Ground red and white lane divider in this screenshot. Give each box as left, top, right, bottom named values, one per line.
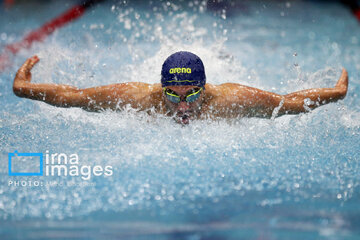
left=0, top=0, right=106, bottom=71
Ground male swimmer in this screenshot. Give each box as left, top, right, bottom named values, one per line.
left=13, top=51, right=348, bottom=124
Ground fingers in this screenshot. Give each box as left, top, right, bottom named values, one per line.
left=23, top=55, right=39, bottom=72
left=16, top=55, right=40, bottom=82
left=335, top=68, right=348, bottom=89
left=342, top=68, right=348, bottom=83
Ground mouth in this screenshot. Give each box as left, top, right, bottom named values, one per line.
left=175, top=112, right=192, bottom=125
left=180, top=115, right=190, bottom=125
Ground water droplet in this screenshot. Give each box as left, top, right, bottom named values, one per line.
left=221, top=10, right=226, bottom=20
left=0, top=33, right=7, bottom=41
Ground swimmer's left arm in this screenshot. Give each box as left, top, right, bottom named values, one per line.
left=278, top=69, right=348, bottom=116
left=221, top=69, right=348, bottom=118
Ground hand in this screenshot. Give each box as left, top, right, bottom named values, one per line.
left=335, top=68, right=348, bottom=94
left=15, top=55, right=39, bottom=83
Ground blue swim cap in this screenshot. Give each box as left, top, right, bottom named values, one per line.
left=161, top=51, right=206, bottom=88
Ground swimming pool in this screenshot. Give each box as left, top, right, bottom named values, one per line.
left=1, top=0, right=360, bottom=239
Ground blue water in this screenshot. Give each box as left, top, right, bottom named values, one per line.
left=1, top=0, right=360, bottom=239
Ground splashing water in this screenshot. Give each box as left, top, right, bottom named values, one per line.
left=0, top=0, right=360, bottom=239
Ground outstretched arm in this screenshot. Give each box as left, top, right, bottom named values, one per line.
left=13, top=56, right=159, bottom=111
left=279, top=69, right=348, bottom=115
left=216, top=69, right=348, bottom=118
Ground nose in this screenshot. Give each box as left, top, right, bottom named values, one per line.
left=177, top=101, right=190, bottom=112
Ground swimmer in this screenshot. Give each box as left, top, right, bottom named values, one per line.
left=13, top=52, right=348, bottom=124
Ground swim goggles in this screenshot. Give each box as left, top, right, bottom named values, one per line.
left=163, top=87, right=203, bottom=103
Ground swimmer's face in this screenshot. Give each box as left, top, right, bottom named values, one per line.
left=163, top=85, right=204, bottom=125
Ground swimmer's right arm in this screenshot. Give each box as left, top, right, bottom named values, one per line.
left=13, top=56, right=158, bottom=111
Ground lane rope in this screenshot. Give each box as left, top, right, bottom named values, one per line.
left=0, top=0, right=106, bottom=71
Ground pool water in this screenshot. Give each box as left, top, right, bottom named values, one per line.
left=1, top=0, right=360, bottom=239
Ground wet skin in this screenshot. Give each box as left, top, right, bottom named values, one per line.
left=13, top=55, right=349, bottom=124
left=163, top=86, right=204, bottom=124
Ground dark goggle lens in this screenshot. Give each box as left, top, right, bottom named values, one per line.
left=185, top=88, right=202, bottom=103
left=164, top=87, right=202, bottom=103
left=164, top=89, right=181, bottom=103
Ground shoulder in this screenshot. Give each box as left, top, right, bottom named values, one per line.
left=201, top=83, right=254, bottom=118
left=203, top=83, right=250, bottom=101
left=106, top=82, right=163, bottom=111
left=109, top=82, right=161, bottom=95
left=129, top=83, right=163, bottom=110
